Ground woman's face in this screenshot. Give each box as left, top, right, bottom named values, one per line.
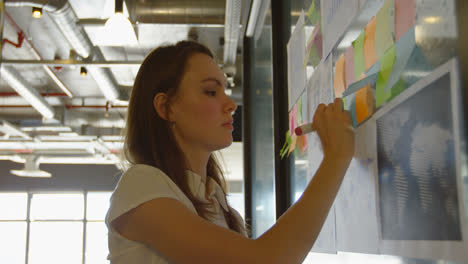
left=168, top=53, right=237, bottom=153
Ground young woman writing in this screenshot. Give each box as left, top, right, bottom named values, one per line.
left=106, top=41, right=354, bottom=264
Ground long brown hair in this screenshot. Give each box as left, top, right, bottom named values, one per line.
left=124, top=41, right=245, bottom=234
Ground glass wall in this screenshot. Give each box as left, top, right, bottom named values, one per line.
left=245, top=0, right=276, bottom=238
left=285, top=0, right=468, bottom=263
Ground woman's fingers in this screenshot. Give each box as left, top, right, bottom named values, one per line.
left=334, top=98, right=343, bottom=112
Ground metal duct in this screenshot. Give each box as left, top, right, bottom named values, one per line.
left=5, top=0, right=121, bottom=101
left=128, top=0, right=225, bottom=24
left=224, top=0, right=242, bottom=65
left=0, top=66, right=55, bottom=119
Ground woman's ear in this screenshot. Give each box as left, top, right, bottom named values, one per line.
left=153, top=93, right=170, bottom=120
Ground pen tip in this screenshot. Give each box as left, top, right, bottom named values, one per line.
left=295, top=127, right=302, bottom=136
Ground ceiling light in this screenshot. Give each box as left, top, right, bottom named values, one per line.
left=32, top=7, right=42, bottom=18
left=101, top=0, right=138, bottom=46
left=10, top=156, right=51, bottom=178
left=424, top=16, right=441, bottom=24
left=80, top=66, right=87, bottom=77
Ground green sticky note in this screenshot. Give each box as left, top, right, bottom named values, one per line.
left=353, top=31, right=366, bottom=79
left=307, top=0, right=318, bottom=25
left=376, top=45, right=396, bottom=107
left=280, top=131, right=292, bottom=159
left=375, top=0, right=395, bottom=58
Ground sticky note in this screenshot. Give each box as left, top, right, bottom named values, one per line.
left=376, top=45, right=396, bottom=107
left=345, top=46, right=355, bottom=87
left=301, top=134, right=308, bottom=154
left=289, top=105, right=298, bottom=135
left=303, top=24, right=323, bottom=68
left=353, top=31, right=366, bottom=80
left=385, top=26, right=415, bottom=94
left=355, top=84, right=374, bottom=123
left=334, top=54, right=346, bottom=97
left=395, top=0, right=415, bottom=41
left=343, top=71, right=379, bottom=97
left=280, top=131, right=292, bottom=159
left=301, top=91, right=308, bottom=125
left=288, top=134, right=298, bottom=155
left=307, top=0, right=320, bottom=25
left=375, top=0, right=394, bottom=59
left=364, top=16, right=378, bottom=70
left=344, top=93, right=358, bottom=128
left=297, top=96, right=303, bottom=125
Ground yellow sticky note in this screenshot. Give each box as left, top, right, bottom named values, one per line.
left=334, top=54, right=346, bottom=97
left=375, top=0, right=394, bottom=58
left=355, top=84, right=374, bottom=123
left=364, top=16, right=378, bottom=70
left=353, top=31, right=366, bottom=79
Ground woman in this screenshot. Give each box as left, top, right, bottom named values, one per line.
left=106, top=40, right=354, bottom=264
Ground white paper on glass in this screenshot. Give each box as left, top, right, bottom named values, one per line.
left=287, top=10, right=307, bottom=111
left=321, top=0, right=360, bottom=58
left=335, top=120, right=380, bottom=254
left=305, top=55, right=337, bottom=254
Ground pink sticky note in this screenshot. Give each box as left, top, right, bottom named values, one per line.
left=289, top=105, right=298, bottom=135
left=395, top=0, right=415, bottom=41
left=345, top=46, right=355, bottom=88
left=300, top=134, right=308, bottom=154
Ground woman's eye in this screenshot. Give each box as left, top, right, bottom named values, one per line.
left=205, top=91, right=217, bottom=96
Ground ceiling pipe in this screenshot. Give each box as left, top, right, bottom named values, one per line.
left=0, top=66, right=55, bottom=119
left=5, top=0, right=121, bottom=102
left=129, top=0, right=225, bottom=24
left=223, top=0, right=242, bottom=66
left=4, top=12, right=73, bottom=97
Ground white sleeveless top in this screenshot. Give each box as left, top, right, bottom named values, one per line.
left=105, top=164, right=247, bottom=264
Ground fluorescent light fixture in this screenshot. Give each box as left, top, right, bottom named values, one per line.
left=10, top=156, right=51, bottom=178
left=0, top=121, right=31, bottom=139
left=101, top=13, right=138, bottom=46
left=10, top=169, right=51, bottom=178
left=246, top=0, right=262, bottom=37
left=294, top=160, right=308, bottom=165
left=424, top=16, right=441, bottom=24
left=21, top=126, right=72, bottom=132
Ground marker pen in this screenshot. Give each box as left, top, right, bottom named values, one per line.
left=295, top=123, right=316, bottom=136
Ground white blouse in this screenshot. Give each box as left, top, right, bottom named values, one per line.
left=105, top=164, right=247, bottom=264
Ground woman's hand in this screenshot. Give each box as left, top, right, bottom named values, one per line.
left=312, top=98, right=355, bottom=162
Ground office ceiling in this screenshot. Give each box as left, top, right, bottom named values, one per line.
left=0, top=0, right=251, bottom=170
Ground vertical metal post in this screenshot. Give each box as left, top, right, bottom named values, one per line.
left=243, top=36, right=253, bottom=237
left=82, top=191, right=87, bottom=264
left=25, top=193, right=32, bottom=264
left=271, top=0, right=292, bottom=218
left=456, top=0, right=468, bottom=128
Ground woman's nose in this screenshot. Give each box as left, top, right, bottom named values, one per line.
left=225, top=96, right=237, bottom=114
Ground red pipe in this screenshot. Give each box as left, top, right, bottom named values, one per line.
left=2, top=31, right=25, bottom=48
left=0, top=105, right=127, bottom=108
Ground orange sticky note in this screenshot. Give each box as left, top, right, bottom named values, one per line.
left=355, top=84, right=374, bottom=123
left=364, top=16, right=378, bottom=70
left=334, top=54, right=346, bottom=97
